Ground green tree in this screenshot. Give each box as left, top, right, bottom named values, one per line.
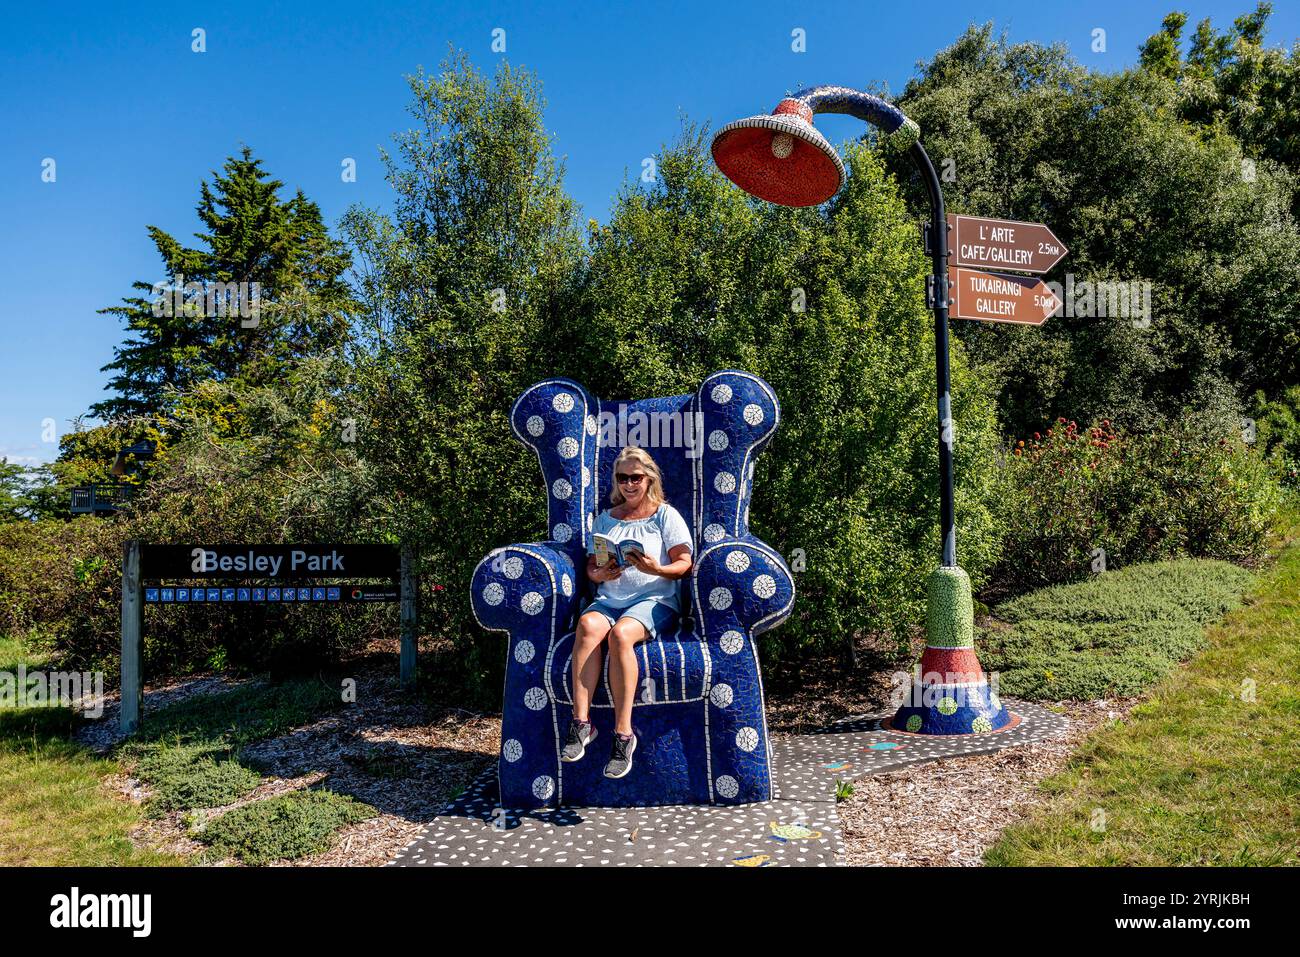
left=93, top=147, right=354, bottom=421
left=576, top=129, right=1004, bottom=667
left=888, top=22, right=1300, bottom=435
left=0, top=458, right=35, bottom=522
left=344, top=55, right=1003, bottom=693
left=343, top=54, right=585, bottom=694
left=1140, top=4, right=1300, bottom=179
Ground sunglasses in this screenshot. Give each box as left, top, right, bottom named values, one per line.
left=616, top=472, right=647, bottom=485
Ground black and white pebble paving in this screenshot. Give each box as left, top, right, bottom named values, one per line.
left=388, top=699, right=1070, bottom=867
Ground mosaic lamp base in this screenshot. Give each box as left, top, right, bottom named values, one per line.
left=889, top=565, right=1014, bottom=735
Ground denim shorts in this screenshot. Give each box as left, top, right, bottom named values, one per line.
left=583, top=598, right=679, bottom=640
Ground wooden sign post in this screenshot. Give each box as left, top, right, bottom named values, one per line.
left=119, top=540, right=143, bottom=735
left=120, top=542, right=413, bottom=733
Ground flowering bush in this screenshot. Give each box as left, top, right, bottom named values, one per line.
left=995, top=414, right=1281, bottom=591
left=1279, top=457, right=1300, bottom=491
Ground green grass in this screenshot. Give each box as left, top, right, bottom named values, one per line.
left=197, top=788, right=375, bottom=865
left=2, top=632, right=178, bottom=865
left=0, top=706, right=183, bottom=865
left=986, top=537, right=1300, bottom=866
left=979, top=559, right=1255, bottom=699
left=135, top=743, right=262, bottom=816
left=126, top=677, right=343, bottom=751
left=0, top=640, right=351, bottom=864
left=0, top=631, right=49, bottom=672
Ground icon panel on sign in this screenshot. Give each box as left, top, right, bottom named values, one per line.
left=222, top=589, right=236, bottom=602
left=268, top=588, right=281, bottom=601
left=297, top=588, right=312, bottom=601
left=177, top=588, right=190, bottom=602
left=252, top=588, right=265, bottom=601
left=236, top=588, right=250, bottom=601
left=145, top=588, right=160, bottom=602
left=312, top=587, right=326, bottom=601
left=161, top=589, right=175, bottom=602
left=327, top=587, right=340, bottom=601
left=207, top=588, right=221, bottom=602
left=191, top=588, right=205, bottom=602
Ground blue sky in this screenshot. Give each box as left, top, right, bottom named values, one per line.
left=2, top=0, right=1295, bottom=467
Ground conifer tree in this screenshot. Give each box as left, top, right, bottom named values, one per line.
left=93, top=147, right=353, bottom=420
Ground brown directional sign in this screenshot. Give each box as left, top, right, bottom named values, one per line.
left=948, top=214, right=1068, bottom=274
left=950, top=267, right=1061, bottom=325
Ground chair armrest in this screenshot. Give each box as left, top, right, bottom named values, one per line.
left=471, top=542, right=581, bottom=636
left=691, top=536, right=794, bottom=636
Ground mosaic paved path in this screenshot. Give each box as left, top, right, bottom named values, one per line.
left=388, top=700, right=1069, bottom=867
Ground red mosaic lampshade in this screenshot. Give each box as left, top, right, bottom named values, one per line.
left=711, top=98, right=846, bottom=207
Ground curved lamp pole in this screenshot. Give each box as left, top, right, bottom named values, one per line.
left=712, top=87, right=1014, bottom=735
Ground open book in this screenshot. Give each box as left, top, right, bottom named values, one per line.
left=591, top=533, right=646, bottom=567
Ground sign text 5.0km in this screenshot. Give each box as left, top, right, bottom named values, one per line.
left=950, top=267, right=1061, bottom=326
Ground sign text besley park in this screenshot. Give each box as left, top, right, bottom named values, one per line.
left=138, top=544, right=400, bottom=604
left=946, top=214, right=1067, bottom=325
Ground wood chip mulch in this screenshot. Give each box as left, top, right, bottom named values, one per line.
left=101, top=649, right=501, bottom=867
left=835, top=699, right=1137, bottom=866
left=75, top=673, right=252, bottom=753
left=96, top=638, right=1135, bottom=867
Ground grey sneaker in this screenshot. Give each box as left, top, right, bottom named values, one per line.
left=604, top=732, right=637, bottom=779
left=561, top=719, right=597, bottom=762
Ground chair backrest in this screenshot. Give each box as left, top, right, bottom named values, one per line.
left=510, top=370, right=781, bottom=564
left=593, top=392, right=699, bottom=540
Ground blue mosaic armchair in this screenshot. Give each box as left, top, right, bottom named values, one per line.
left=471, top=370, right=795, bottom=809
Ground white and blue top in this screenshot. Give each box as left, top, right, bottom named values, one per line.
left=591, top=502, right=693, bottom=610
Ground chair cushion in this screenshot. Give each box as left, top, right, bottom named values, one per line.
left=546, top=629, right=711, bottom=707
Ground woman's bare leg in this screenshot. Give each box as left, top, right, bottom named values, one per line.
left=571, top=611, right=612, bottom=721
left=607, top=617, right=647, bottom=735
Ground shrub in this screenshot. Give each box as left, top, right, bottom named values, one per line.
left=995, top=414, right=1281, bottom=591
left=197, top=789, right=374, bottom=864
left=134, top=743, right=261, bottom=816
left=980, top=558, right=1253, bottom=699
left=0, top=364, right=395, bottom=681
left=1254, top=386, right=1300, bottom=491
left=0, top=518, right=129, bottom=666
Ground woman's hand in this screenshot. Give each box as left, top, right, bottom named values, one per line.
left=628, top=552, right=663, bottom=576
left=589, top=561, right=623, bottom=583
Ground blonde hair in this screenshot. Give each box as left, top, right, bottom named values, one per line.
left=609, top=446, right=666, bottom=508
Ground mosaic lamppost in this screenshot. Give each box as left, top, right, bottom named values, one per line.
left=711, top=87, right=1013, bottom=735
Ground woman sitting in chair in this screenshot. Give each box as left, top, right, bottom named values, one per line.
left=563, top=446, right=693, bottom=779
